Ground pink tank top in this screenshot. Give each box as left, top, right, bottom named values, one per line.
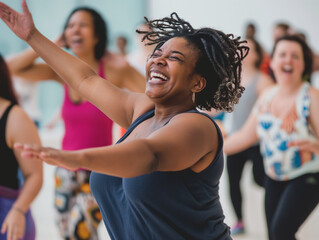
left=61, top=59, right=113, bottom=150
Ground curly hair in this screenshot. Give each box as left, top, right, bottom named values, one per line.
left=137, top=13, right=248, bottom=112
left=63, top=7, right=107, bottom=60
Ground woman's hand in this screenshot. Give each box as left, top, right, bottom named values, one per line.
left=288, top=139, right=319, bottom=155
left=1, top=208, right=26, bottom=240
left=14, top=143, right=79, bottom=171
left=0, top=0, right=35, bottom=41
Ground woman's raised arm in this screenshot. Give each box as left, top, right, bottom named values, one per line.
left=0, top=0, right=147, bottom=127
left=7, top=48, right=61, bottom=82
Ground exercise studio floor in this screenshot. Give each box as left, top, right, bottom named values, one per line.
left=31, top=126, right=319, bottom=240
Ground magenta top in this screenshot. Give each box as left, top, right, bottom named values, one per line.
left=61, top=59, right=113, bottom=151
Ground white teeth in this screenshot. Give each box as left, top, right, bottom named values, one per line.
left=283, top=65, right=293, bottom=72
left=72, top=37, right=83, bottom=43
left=150, top=72, right=168, bottom=81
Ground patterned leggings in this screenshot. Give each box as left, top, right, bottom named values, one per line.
left=54, top=168, right=102, bottom=240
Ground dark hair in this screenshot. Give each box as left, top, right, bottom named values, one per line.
left=247, top=37, right=264, bottom=69
left=137, top=13, right=248, bottom=112
left=275, top=22, right=290, bottom=32
left=246, top=23, right=256, bottom=30
left=63, top=7, right=107, bottom=60
left=0, top=54, right=18, bottom=104
left=271, top=35, right=313, bottom=82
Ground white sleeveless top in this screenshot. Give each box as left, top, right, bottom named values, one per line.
left=255, top=82, right=319, bottom=181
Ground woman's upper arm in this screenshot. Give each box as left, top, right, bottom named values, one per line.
left=79, top=74, right=151, bottom=129
left=7, top=106, right=42, bottom=178
left=145, top=114, right=216, bottom=172
left=309, top=88, right=319, bottom=137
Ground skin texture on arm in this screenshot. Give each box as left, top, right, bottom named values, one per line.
left=0, top=0, right=148, bottom=129
left=16, top=113, right=218, bottom=178
left=6, top=48, right=62, bottom=83
left=223, top=108, right=259, bottom=155
left=1, top=105, right=42, bottom=240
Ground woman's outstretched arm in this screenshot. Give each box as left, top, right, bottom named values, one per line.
left=15, top=113, right=217, bottom=178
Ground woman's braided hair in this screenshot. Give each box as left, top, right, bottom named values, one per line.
left=137, top=13, right=248, bottom=112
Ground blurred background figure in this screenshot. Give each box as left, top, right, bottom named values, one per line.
left=0, top=54, right=42, bottom=240
left=272, top=22, right=290, bottom=43
left=116, top=35, right=128, bottom=56
left=224, top=35, right=319, bottom=240
left=12, top=77, right=41, bottom=128
left=244, top=22, right=256, bottom=39
left=224, top=38, right=274, bottom=236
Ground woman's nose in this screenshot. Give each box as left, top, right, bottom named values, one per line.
left=153, top=56, right=166, bottom=66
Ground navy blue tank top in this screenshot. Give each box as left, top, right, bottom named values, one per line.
left=90, top=109, right=231, bottom=240
left=0, top=104, right=19, bottom=189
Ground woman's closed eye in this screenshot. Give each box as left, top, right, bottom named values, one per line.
left=169, top=55, right=182, bottom=61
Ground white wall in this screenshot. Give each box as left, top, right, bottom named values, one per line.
left=148, top=0, right=319, bottom=53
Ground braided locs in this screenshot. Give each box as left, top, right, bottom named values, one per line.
left=137, top=13, right=249, bottom=112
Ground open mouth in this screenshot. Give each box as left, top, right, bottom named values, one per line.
left=71, top=36, right=84, bottom=46
left=282, top=65, right=293, bottom=73
left=148, top=71, right=169, bottom=83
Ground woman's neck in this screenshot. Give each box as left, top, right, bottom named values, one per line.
left=277, top=80, right=304, bottom=96
left=153, top=103, right=195, bottom=124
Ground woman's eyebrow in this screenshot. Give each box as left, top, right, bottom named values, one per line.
left=171, top=50, right=185, bottom=57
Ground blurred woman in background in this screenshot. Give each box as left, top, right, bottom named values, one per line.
left=0, top=54, right=42, bottom=240
left=225, top=38, right=274, bottom=235
left=224, top=35, right=319, bottom=240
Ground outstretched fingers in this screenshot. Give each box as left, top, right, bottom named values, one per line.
left=14, top=143, right=43, bottom=159
left=0, top=2, right=19, bottom=31
left=288, top=140, right=309, bottom=149
left=0, top=3, right=13, bottom=22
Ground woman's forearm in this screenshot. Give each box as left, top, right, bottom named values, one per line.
left=6, top=48, right=38, bottom=74
left=12, top=172, right=42, bottom=213
left=63, top=139, right=158, bottom=178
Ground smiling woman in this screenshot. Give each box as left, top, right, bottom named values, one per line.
left=0, top=1, right=248, bottom=239
left=223, top=35, right=319, bottom=240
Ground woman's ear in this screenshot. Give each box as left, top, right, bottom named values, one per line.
left=192, top=76, right=206, bottom=93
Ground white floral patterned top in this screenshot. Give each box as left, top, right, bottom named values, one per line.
left=255, top=82, right=319, bottom=181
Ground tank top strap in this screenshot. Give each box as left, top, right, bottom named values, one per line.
left=116, top=109, right=155, bottom=144
left=0, top=103, right=16, bottom=148
left=296, top=82, right=310, bottom=119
